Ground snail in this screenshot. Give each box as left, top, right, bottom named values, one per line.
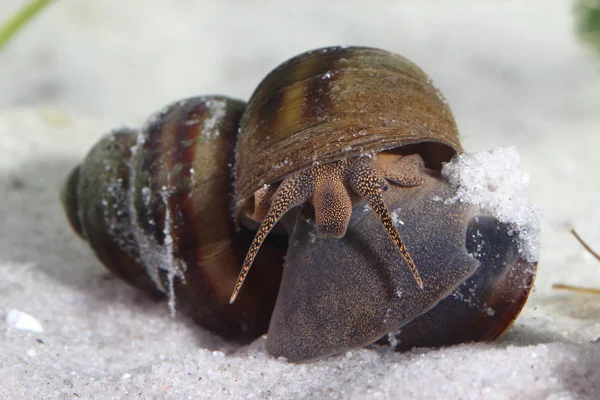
left=61, top=46, right=538, bottom=362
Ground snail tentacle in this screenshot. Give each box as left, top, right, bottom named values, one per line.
left=230, top=170, right=317, bottom=303
left=345, top=157, right=424, bottom=289
left=234, top=156, right=425, bottom=303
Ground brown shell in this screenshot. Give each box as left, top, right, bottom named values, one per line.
left=130, top=96, right=285, bottom=340
left=234, top=46, right=461, bottom=215
left=61, top=96, right=286, bottom=342
left=61, top=129, right=160, bottom=294
left=60, top=48, right=539, bottom=362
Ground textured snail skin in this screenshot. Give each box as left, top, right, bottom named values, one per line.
left=267, top=170, right=536, bottom=361
left=230, top=46, right=467, bottom=304
left=61, top=47, right=537, bottom=362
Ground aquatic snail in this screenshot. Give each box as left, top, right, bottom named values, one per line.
left=61, top=46, right=538, bottom=362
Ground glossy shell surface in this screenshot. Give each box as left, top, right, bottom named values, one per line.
left=60, top=47, right=538, bottom=363
left=63, top=96, right=286, bottom=341
left=234, top=46, right=462, bottom=216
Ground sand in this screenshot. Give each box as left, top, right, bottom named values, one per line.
left=0, top=1, right=599, bottom=399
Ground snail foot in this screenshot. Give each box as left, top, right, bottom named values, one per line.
left=231, top=156, right=425, bottom=303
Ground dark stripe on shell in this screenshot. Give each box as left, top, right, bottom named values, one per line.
left=251, top=85, right=285, bottom=151
left=303, top=56, right=339, bottom=123
left=235, top=47, right=461, bottom=213
left=170, top=99, right=218, bottom=310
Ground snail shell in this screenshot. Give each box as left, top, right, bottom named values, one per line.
left=62, top=96, right=286, bottom=342
left=61, top=47, right=537, bottom=362
left=235, top=46, right=460, bottom=205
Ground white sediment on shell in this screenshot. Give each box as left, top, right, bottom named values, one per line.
left=202, top=98, right=227, bottom=139
left=441, top=147, right=540, bottom=262
left=160, top=187, right=187, bottom=317
left=126, top=130, right=186, bottom=317
left=142, top=99, right=185, bottom=131
left=272, top=158, right=290, bottom=170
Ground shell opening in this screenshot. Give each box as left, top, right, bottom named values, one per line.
left=231, top=155, right=428, bottom=304
left=385, top=142, right=457, bottom=171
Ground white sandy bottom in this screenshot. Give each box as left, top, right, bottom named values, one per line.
left=0, top=104, right=597, bottom=399
left=0, top=0, right=600, bottom=399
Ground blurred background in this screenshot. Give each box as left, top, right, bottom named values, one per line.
left=0, top=0, right=599, bottom=304
left=0, top=1, right=598, bottom=137
left=0, top=4, right=600, bottom=397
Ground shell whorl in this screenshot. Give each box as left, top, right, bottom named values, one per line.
left=234, top=46, right=461, bottom=216
left=62, top=96, right=286, bottom=342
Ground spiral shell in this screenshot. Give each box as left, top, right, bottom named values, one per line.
left=62, top=96, right=286, bottom=341
left=235, top=46, right=461, bottom=214
left=61, top=47, right=538, bottom=363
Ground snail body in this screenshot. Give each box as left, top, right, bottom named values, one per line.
left=62, top=46, right=537, bottom=362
